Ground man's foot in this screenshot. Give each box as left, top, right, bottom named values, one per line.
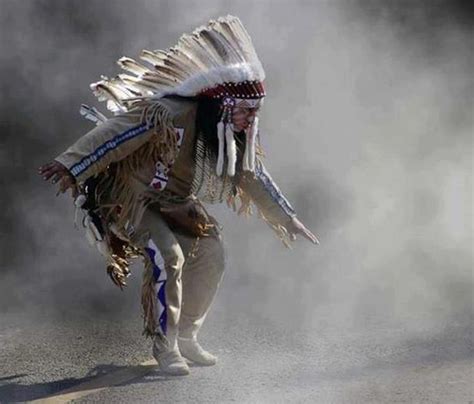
left=153, top=344, right=190, bottom=376
left=178, top=337, right=218, bottom=366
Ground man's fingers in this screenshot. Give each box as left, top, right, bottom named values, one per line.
left=300, top=229, right=313, bottom=243
left=311, top=234, right=320, bottom=245
left=57, top=177, right=73, bottom=195
left=308, top=230, right=320, bottom=245
left=51, top=172, right=64, bottom=184
left=305, top=229, right=319, bottom=244
left=38, top=162, right=55, bottom=173
left=39, top=163, right=61, bottom=177
left=39, top=165, right=63, bottom=181
left=39, top=162, right=72, bottom=183
left=41, top=168, right=59, bottom=181
left=71, top=185, right=79, bottom=199
left=301, top=227, right=320, bottom=245
left=58, top=179, right=66, bottom=194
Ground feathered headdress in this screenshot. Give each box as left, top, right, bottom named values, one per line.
left=88, top=15, right=265, bottom=177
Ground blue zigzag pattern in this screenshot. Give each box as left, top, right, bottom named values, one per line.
left=145, top=246, right=168, bottom=335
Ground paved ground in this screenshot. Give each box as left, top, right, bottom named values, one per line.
left=0, top=304, right=472, bottom=403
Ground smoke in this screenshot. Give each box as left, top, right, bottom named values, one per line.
left=0, top=0, right=472, bottom=341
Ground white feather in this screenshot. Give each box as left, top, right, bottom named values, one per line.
left=89, top=15, right=266, bottom=108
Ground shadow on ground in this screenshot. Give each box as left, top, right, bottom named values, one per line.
left=0, top=363, right=179, bottom=402
left=1, top=323, right=472, bottom=402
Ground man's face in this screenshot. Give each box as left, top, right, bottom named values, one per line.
left=231, top=107, right=259, bottom=132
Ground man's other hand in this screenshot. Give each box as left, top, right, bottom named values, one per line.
left=38, top=161, right=78, bottom=197
left=286, top=216, right=320, bottom=245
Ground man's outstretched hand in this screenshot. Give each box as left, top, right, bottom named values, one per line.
left=286, top=216, right=320, bottom=245
left=38, top=160, right=78, bottom=197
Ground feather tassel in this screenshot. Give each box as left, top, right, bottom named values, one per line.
left=216, top=121, right=225, bottom=176
left=249, top=116, right=258, bottom=172
left=225, top=123, right=237, bottom=176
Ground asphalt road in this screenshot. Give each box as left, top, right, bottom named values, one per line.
left=0, top=303, right=472, bottom=403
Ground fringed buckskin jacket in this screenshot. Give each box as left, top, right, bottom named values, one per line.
left=55, top=97, right=297, bottom=247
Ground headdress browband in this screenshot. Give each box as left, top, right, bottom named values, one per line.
left=199, top=80, right=266, bottom=99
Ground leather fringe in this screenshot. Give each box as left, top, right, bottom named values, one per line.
left=95, top=101, right=178, bottom=232
left=141, top=250, right=158, bottom=338
left=227, top=184, right=293, bottom=249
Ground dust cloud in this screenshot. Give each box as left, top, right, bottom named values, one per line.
left=0, top=0, right=472, bottom=343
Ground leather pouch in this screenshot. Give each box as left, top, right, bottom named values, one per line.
left=159, top=199, right=218, bottom=237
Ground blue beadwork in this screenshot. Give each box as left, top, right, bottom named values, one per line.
left=70, top=123, right=149, bottom=177
left=255, top=161, right=296, bottom=217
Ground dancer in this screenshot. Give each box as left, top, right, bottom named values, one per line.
left=39, top=15, right=319, bottom=376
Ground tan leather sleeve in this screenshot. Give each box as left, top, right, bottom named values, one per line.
left=54, top=106, right=155, bottom=183
left=239, top=159, right=297, bottom=227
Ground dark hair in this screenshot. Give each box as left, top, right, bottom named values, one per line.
left=195, top=96, right=222, bottom=157
left=195, top=96, right=246, bottom=159
left=162, top=95, right=246, bottom=177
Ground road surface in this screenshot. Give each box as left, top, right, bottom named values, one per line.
left=0, top=305, right=472, bottom=403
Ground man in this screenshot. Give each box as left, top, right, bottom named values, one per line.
left=38, top=15, right=319, bottom=376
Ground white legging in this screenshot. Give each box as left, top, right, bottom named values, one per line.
left=134, top=203, right=226, bottom=349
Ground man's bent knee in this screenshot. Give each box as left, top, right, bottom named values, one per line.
left=161, top=243, right=186, bottom=277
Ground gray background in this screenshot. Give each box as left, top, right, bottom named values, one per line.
left=0, top=1, right=472, bottom=402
